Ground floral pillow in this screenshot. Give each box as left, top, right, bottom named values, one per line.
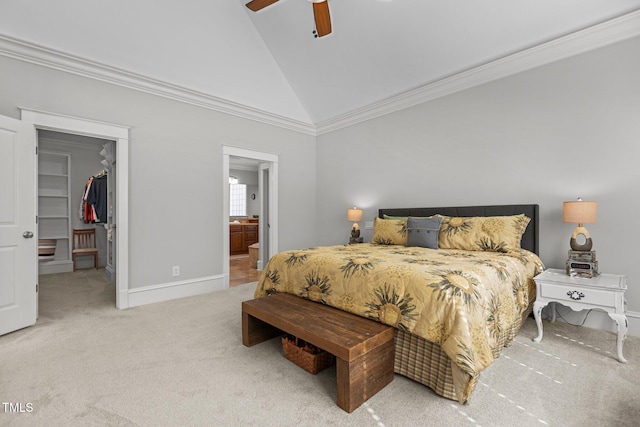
left=438, top=214, right=530, bottom=252
left=371, top=217, right=407, bottom=245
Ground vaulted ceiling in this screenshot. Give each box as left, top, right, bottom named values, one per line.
left=1, top=1, right=639, bottom=130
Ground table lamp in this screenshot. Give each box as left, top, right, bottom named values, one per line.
left=563, top=198, right=597, bottom=251
left=347, top=207, right=363, bottom=244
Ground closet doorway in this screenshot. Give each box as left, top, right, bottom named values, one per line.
left=21, top=108, right=130, bottom=309
left=37, top=130, right=115, bottom=279
left=222, top=146, right=278, bottom=289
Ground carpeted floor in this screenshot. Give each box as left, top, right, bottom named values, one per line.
left=1, top=269, right=639, bottom=426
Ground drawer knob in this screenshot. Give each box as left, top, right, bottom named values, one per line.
left=567, top=290, right=585, bottom=300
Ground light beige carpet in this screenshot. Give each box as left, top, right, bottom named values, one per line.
left=1, top=269, right=639, bottom=426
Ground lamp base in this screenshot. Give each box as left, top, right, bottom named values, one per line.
left=569, top=225, right=593, bottom=252
left=350, top=225, right=362, bottom=244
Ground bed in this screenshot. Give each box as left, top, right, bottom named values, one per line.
left=254, top=204, right=544, bottom=403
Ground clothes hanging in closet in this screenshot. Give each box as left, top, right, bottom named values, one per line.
left=80, top=171, right=108, bottom=223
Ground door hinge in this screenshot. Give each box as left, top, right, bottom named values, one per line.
left=36, top=283, right=39, bottom=293
left=35, top=145, right=38, bottom=155
left=36, top=215, right=39, bottom=224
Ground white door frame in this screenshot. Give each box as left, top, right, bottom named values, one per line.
left=20, top=108, right=130, bottom=309
left=222, top=146, right=278, bottom=288
left=258, top=162, right=270, bottom=271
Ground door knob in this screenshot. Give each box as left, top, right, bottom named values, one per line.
left=23, top=231, right=34, bottom=239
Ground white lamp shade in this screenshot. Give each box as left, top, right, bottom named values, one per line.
left=347, top=208, right=362, bottom=222
left=563, top=200, right=597, bottom=224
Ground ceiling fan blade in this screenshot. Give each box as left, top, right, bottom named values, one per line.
left=246, top=0, right=279, bottom=12
left=312, top=1, right=332, bottom=37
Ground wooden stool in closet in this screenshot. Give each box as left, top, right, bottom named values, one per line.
left=72, top=229, right=99, bottom=272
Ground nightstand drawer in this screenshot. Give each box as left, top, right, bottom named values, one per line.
left=539, top=283, right=615, bottom=308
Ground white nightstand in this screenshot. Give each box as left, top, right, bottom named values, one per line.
left=532, top=268, right=628, bottom=363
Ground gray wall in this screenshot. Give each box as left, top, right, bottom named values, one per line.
left=0, top=54, right=316, bottom=290
left=316, top=36, right=640, bottom=326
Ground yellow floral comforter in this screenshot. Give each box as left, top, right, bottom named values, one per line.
left=255, top=243, right=543, bottom=393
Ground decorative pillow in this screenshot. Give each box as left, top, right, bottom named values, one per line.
left=383, top=214, right=408, bottom=220
left=406, top=216, right=442, bottom=249
left=371, top=217, right=407, bottom=245
left=438, top=214, right=530, bottom=252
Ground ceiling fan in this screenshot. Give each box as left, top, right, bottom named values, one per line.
left=246, top=0, right=332, bottom=38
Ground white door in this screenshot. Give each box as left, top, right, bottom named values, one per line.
left=258, top=162, right=270, bottom=269
left=257, top=160, right=278, bottom=270
left=0, top=114, right=37, bottom=336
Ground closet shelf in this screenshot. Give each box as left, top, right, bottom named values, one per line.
left=39, top=193, right=69, bottom=198
left=39, top=234, right=70, bottom=240
left=38, top=151, right=72, bottom=272
left=38, top=172, right=69, bottom=178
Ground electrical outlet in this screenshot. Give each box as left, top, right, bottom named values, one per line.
left=172, top=266, right=180, bottom=277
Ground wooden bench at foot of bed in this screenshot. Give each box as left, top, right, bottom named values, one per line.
left=242, top=293, right=395, bottom=413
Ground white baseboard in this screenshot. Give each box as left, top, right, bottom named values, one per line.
left=542, top=305, right=639, bottom=338
left=104, top=265, right=116, bottom=283
left=38, top=260, right=73, bottom=275
left=127, top=275, right=226, bottom=308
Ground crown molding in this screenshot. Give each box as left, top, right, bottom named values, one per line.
left=0, top=34, right=317, bottom=136
left=315, top=10, right=640, bottom=135
left=1, top=10, right=639, bottom=138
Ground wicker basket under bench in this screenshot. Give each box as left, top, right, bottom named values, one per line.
left=242, top=293, right=395, bottom=413
left=281, top=334, right=335, bottom=374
